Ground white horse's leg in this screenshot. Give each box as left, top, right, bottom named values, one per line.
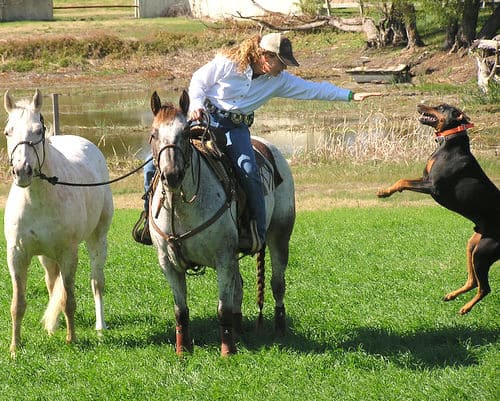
left=38, top=256, right=59, bottom=297
left=85, top=234, right=108, bottom=332
left=57, top=250, right=79, bottom=344
left=161, top=261, right=190, bottom=355
left=216, top=258, right=238, bottom=356
left=7, top=247, right=31, bottom=355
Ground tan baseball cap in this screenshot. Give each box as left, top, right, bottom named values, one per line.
left=259, top=32, right=300, bottom=67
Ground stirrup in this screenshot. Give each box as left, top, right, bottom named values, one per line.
left=132, top=210, right=153, bottom=245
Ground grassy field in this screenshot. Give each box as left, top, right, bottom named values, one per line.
left=0, top=208, right=498, bottom=401
left=0, top=5, right=498, bottom=400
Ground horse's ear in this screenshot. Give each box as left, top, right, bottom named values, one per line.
left=179, top=90, right=190, bottom=116
left=151, top=91, right=161, bottom=116
left=4, top=90, right=14, bottom=113
left=33, top=89, right=43, bottom=112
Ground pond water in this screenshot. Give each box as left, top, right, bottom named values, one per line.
left=0, top=89, right=370, bottom=161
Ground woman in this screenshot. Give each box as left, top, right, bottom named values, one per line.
left=134, top=32, right=382, bottom=252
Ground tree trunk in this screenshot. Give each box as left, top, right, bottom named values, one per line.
left=456, top=0, right=481, bottom=48
left=386, top=1, right=407, bottom=46
left=444, top=18, right=459, bottom=50
left=401, top=2, right=424, bottom=48
left=477, top=5, right=500, bottom=39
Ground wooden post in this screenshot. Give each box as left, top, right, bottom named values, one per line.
left=52, top=93, right=60, bottom=135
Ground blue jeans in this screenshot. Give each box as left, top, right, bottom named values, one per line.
left=142, top=112, right=266, bottom=245
left=143, top=157, right=155, bottom=210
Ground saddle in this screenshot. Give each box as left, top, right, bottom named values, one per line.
left=190, top=126, right=283, bottom=248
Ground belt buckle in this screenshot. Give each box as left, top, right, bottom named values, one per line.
left=243, top=113, right=254, bottom=127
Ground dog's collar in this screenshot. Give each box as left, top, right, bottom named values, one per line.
left=435, top=123, right=474, bottom=138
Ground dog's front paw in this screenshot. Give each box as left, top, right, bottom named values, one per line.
left=376, top=189, right=392, bottom=198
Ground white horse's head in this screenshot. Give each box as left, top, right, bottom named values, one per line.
left=4, top=89, right=45, bottom=187
left=150, top=90, right=191, bottom=190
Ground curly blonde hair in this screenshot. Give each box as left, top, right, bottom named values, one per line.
left=221, top=34, right=267, bottom=72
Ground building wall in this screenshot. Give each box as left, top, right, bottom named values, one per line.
left=135, top=0, right=189, bottom=18
left=188, top=0, right=299, bottom=19
left=136, top=0, right=299, bottom=19
left=0, top=0, right=53, bottom=21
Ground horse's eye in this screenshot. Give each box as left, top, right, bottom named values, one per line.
left=4, top=129, right=11, bottom=137
left=34, top=128, right=43, bottom=136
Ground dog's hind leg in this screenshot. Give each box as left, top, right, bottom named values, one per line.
left=443, top=232, right=481, bottom=303
left=459, top=236, right=499, bottom=314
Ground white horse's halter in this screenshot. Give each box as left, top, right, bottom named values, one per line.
left=8, top=114, right=47, bottom=175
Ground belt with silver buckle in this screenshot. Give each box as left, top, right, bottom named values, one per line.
left=204, top=100, right=254, bottom=127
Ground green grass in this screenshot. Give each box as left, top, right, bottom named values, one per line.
left=0, top=207, right=498, bottom=400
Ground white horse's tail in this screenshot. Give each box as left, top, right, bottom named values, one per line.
left=42, top=274, right=65, bottom=334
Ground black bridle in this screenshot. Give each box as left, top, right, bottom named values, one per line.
left=150, top=120, right=199, bottom=203
left=8, top=114, right=47, bottom=174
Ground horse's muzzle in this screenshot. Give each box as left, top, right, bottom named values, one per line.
left=161, top=169, right=184, bottom=190
left=12, top=162, right=33, bottom=187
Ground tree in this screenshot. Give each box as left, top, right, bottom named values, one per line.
left=477, top=5, right=500, bottom=39
left=421, top=0, right=498, bottom=51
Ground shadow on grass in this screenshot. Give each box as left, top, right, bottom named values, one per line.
left=338, top=325, right=499, bottom=369
left=76, top=312, right=498, bottom=369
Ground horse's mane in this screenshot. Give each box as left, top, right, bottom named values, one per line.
left=159, top=102, right=178, bottom=117
left=11, top=99, right=54, bottom=137
left=153, top=102, right=181, bottom=126
left=15, top=99, right=36, bottom=110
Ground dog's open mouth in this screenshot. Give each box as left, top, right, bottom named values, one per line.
left=418, top=112, right=438, bottom=126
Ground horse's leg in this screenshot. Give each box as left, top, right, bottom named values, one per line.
left=232, top=271, right=244, bottom=337
left=38, top=256, right=59, bottom=298
left=58, top=249, right=78, bottom=344
left=266, top=223, right=292, bottom=336
left=7, top=247, right=31, bottom=355
left=85, top=233, right=108, bottom=332
left=39, top=256, right=63, bottom=336
left=162, top=262, right=191, bottom=355
left=216, top=258, right=238, bottom=356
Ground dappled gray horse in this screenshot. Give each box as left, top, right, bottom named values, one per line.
left=3, top=89, right=114, bottom=355
left=147, top=90, right=295, bottom=356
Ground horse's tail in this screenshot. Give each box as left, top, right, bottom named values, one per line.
left=256, top=247, right=266, bottom=330
left=42, top=274, right=65, bottom=334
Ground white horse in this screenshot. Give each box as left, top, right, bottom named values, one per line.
left=148, top=91, right=295, bottom=356
left=3, top=90, right=114, bottom=355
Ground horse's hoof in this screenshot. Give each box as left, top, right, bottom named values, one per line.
left=220, top=326, right=237, bottom=356
left=220, top=343, right=237, bottom=357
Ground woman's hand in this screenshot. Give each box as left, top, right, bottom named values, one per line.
left=353, top=92, right=383, bottom=101
left=189, top=108, right=205, bottom=121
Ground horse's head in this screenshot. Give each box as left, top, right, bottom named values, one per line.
left=4, top=89, right=46, bottom=188
left=150, top=90, right=191, bottom=190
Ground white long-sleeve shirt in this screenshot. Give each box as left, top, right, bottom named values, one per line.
left=188, top=55, right=352, bottom=115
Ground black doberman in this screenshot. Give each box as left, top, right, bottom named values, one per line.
left=377, top=103, right=500, bottom=314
